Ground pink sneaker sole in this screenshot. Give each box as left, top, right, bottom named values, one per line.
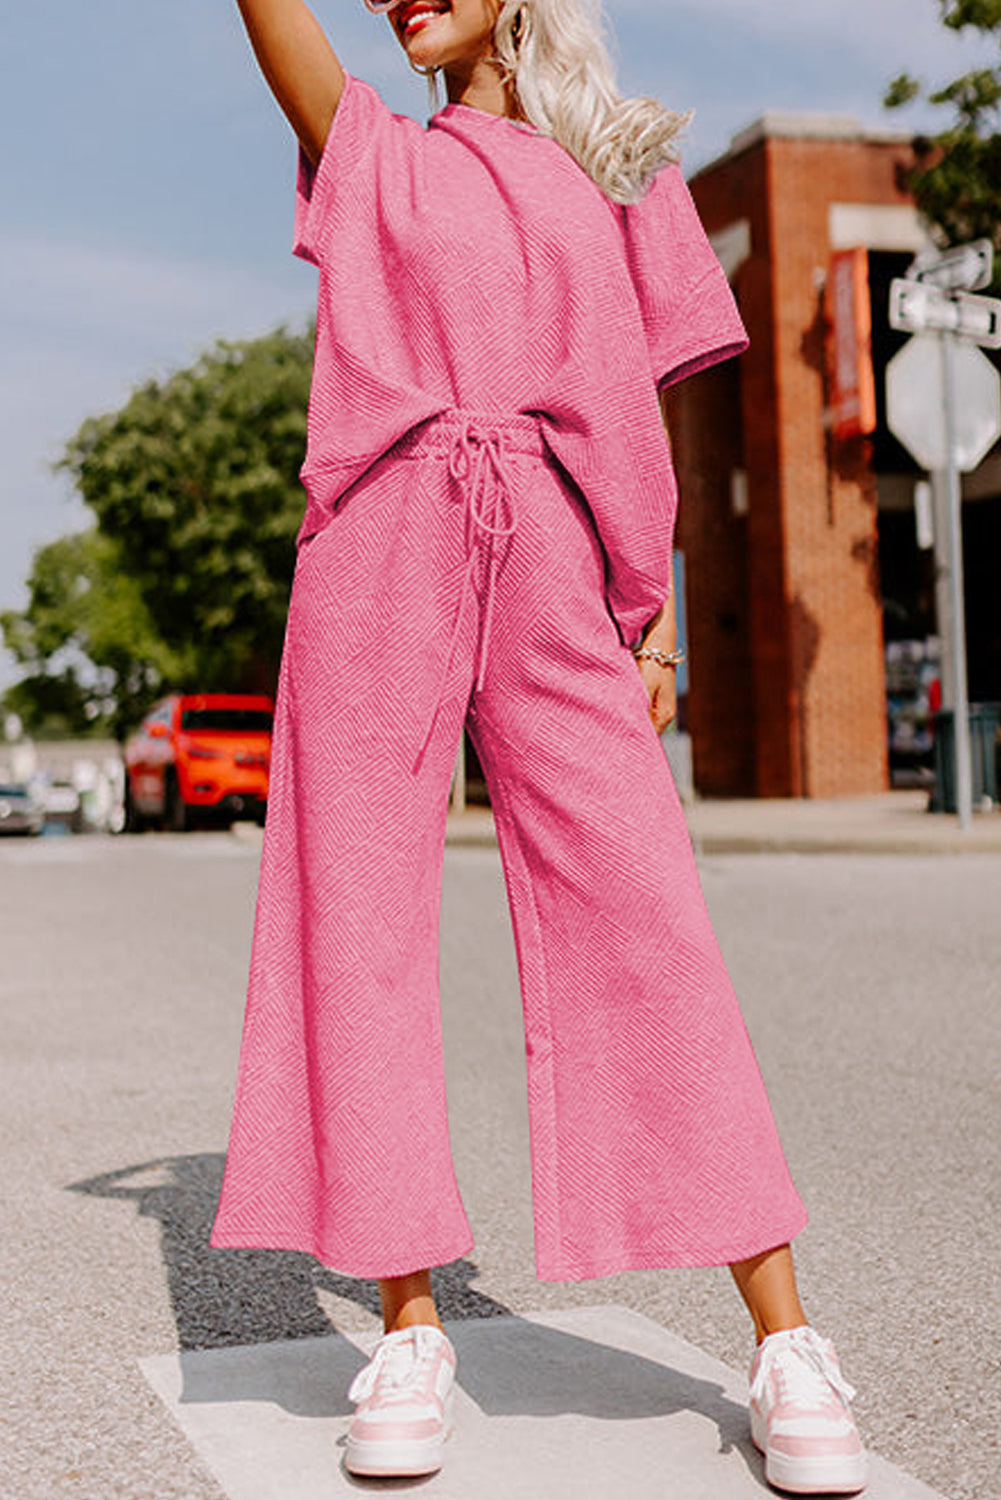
left=752, top=1410, right=868, bottom=1495
left=344, top=1393, right=454, bottom=1477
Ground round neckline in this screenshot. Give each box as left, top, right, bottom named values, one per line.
left=433, top=100, right=538, bottom=134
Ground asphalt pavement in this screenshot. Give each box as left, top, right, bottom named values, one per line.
left=1, top=826, right=998, bottom=1499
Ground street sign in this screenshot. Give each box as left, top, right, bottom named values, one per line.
left=889, top=235, right=1000, bottom=833
left=907, top=238, right=994, bottom=293
left=889, top=279, right=1001, bottom=348
left=886, top=333, right=1001, bottom=473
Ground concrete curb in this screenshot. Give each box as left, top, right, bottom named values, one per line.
left=686, top=791, right=1001, bottom=856
left=225, top=792, right=1001, bottom=857
left=446, top=808, right=499, bottom=846
left=444, top=793, right=1001, bottom=855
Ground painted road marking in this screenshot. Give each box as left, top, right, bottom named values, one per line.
left=140, top=1304, right=944, bottom=1500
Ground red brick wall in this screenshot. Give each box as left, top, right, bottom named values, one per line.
left=673, top=130, right=912, bottom=796
left=670, top=361, right=756, bottom=795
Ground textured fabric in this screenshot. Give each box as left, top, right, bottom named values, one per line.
left=211, top=413, right=808, bottom=1280
left=291, top=74, right=747, bottom=647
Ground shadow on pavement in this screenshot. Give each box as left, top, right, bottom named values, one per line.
left=69, top=1153, right=762, bottom=1484
left=68, top=1152, right=511, bottom=1351
left=450, top=1317, right=745, bottom=1430
left=157, top=1315, right=757, bottom=1473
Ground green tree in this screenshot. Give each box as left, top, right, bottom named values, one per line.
left=884, top=1, right=1001, bottom=270
left=1, top=529, right=194, bottom=740
left=59, top=326, right=314, bottom=694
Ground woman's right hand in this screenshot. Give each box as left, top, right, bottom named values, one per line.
left=236, top=0, right=345, bottom=165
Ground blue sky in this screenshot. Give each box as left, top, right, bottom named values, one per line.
left=1, top=0, right=993, bottom=690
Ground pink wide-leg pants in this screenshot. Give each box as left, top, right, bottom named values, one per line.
left=211, top=411, right=808, bottom=1281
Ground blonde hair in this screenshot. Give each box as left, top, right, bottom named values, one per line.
left=493, top=0, right=689, bottom=204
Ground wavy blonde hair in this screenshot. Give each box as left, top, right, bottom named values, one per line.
left=492, top=0, right=689, bottom=204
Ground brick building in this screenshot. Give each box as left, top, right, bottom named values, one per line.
left=667, top=113, right=1001, bottom=799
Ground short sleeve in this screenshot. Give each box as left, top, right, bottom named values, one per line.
left=293, top=73, right=421, bottom=266
left=622, top=163, right=748, bottom=389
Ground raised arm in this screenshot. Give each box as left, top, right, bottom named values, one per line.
left=236, top=0, right=346, bottom=166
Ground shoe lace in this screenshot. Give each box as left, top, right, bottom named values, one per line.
left=751, top=1330, right=856, bottom=1412
left=348, top=1326, right=441, bottom=1404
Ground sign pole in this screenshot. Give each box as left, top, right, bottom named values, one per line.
left=939, top=330, right=974, bottom=830
left=929, top=470, right=956, bottom=712
left=886, top=238, right=1001, bottom=827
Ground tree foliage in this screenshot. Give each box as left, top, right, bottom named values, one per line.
left=885, top=0, right=1001, bottom=268
left=1, top=530, right=194, bottom=740
left=58, top=326, right=313, bottom=697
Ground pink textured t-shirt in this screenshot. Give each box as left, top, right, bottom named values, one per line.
left=294, top=74, right=746, bottom=645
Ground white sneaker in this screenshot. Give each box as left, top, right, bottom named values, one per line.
left=749, top=1326, right=867, bottom=1494
left=344, top=1324, right=456, bottom=1477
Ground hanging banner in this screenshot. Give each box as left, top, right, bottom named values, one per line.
left=826, top=247, right=877, bottom=441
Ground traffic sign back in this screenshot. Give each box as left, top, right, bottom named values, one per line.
left=886, top=334, right=1001, bottom=472
left=890, top=279, right=1001, bottom=348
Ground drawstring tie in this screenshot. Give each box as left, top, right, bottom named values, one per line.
left=413, top=421, right=519, bottom=772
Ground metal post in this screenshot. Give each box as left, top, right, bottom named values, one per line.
left=939, top=330, right=973, bottom=830
left=929, top=470, right=956, bottom=712
left=449, top=733, right=467, bottom=816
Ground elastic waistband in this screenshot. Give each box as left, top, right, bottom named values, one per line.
left=395, top=409, right=548, bottom=460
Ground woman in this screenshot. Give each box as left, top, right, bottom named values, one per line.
left=211, top=1, right=867, bottom=1490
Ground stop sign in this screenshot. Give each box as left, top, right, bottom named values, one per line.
left=886, top=333, right=1001, bottom=472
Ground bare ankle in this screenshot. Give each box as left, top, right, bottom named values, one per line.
left=378, top=1271, right=443, bottom=1335
left=384, top=1302, right=444, bottom=1334
left=729, top=1245, right=808, bottom=1344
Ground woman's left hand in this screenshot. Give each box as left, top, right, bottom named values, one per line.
left=633, top=597, right=680, bottom=735
left=636, top=655, right=678, bottom=734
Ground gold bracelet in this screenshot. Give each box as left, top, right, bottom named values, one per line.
left=631, top=646, right=687, bottom=668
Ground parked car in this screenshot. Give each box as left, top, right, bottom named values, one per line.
left=39, top=779, right=85, bottom=833
left=0, top=782, right=45, bottom=836
left=123, top=693, right=274, bottom=832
